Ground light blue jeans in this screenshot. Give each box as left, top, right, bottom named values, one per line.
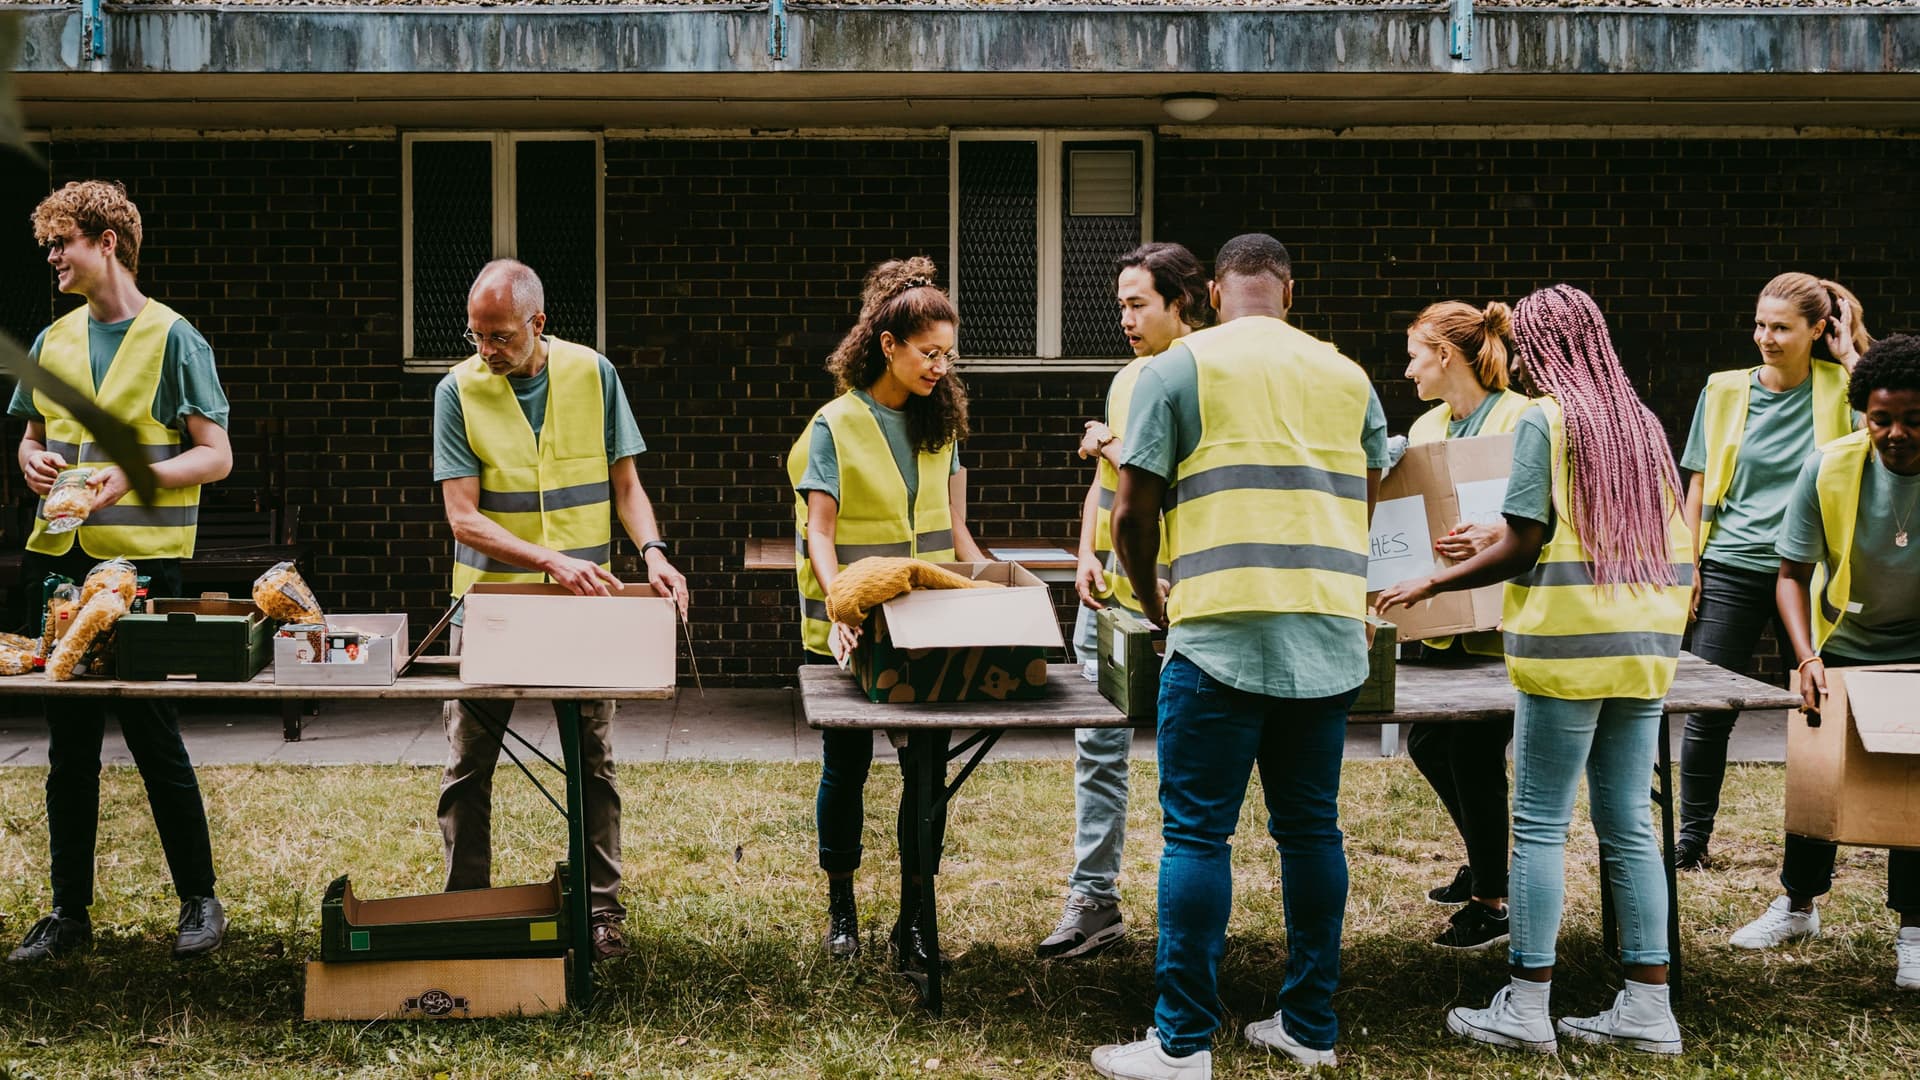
left=1509, top=691, right=1669, bottom=969
left=1069, top=603, right=1131, bottom=903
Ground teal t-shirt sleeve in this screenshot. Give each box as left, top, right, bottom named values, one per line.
left=1120, top=344, right=1188, bottom=481
left=1775, top=452, right=1827, bottom=564
left=1363, top=387, right=1390, bottom=469
left=795, top=417, right=839, bottom=503
left=432, top=374, right=482, bottom=482
left=599, top=355, right=646, bottom=462
left=5, top=330, right=47, bottom=420
left=156, top=321, right=229, bottom=430
left=1679, top=387, right=1710, bottom=475
left=1501, top=407, right=1555, bottom=525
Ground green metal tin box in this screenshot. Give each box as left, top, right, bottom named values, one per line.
left=321, top=863, right=571, bottom=963
left=1350, top=616, right=1398, bottom=714
left=115, top=597, right=273, bottom=682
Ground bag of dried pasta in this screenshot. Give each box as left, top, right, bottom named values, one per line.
left=41, top=467, right=95, bottom=534
left=0, top=631, right=38, bottom=655
left=40, top=580, right=80, bottom=656
left=80, top=557, right=139, bottom=608
left=47, top=591, right=128, bottom=682
left=0, top=645, right=33, bottom=676
left=252, top=561, right=325, bottom=624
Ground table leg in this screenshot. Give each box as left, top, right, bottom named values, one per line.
left=556, top=700, right=594, bottom=1007
left=1379, top=722, right=1399, bottom=758
left=1656, top=712, right=1683, bottom=1002
left=912, top=729, right=943, bottom=1015
left=281, top=700, right=303, bottom=742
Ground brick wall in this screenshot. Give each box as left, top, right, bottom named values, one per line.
left=6, top=134, right=1916, bottom=686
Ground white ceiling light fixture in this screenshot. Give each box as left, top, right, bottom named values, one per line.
left=1161, top=94, right=1220, bottom=122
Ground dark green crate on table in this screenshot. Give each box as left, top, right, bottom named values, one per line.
left=320, top=863, right=571, bottom=963
left=1351, top=615, right=1398, bottom=714
left=114, top=598, right=272, bottom=682
left=1096, top=606, right=1162, bottom=721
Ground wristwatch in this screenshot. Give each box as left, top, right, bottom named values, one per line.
left=641, top=539, right=670, bottom=558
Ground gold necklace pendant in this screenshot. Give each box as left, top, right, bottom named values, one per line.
left=1900, top=531, right=1911, bottom=549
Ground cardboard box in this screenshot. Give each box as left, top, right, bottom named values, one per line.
left=320, top=862, right=568, bottom=963
left=852, top=562, right=1065, bottom=703
left=1350, top=616, right=1399, bottom=714
left=303, top=957, right=566, bottom=1020
left=1097, top=606, right=1164, bottom=721
left=1786, top=665, right=1920, bottom=848
left=274, top=614, right=409, bottom=686
left=458, top=582, right=676, bottom=689
left=1368, top=433, right=1515, bottom=644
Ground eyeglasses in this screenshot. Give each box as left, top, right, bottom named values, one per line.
left=463, top=315, right=536, bottom=349
left=912, top=346, right=960, bottom=368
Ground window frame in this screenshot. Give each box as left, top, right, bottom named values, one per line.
left=948, top=129, right=1154, bottom=372
left=401, top=131, right=606, bottom=372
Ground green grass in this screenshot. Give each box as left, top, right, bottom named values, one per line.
left=1, top=758, right=1915, bottom=1078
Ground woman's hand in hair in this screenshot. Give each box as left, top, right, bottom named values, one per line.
left=1826, top=294, right=1862, bottom=369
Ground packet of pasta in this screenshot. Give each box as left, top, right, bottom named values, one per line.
left=0, top=646, right=33, bottom=676
left=40, top=581, right=80, bottom=656
left=80, top=557, right=139, bottom=608
left=42, top=467, right=95, bottom=534
left=252, top=561, right=325, bottom=624
left=47, top=591, right=128, bottom=682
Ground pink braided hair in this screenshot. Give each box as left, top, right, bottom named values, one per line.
left=1511, top=285, right=1681, bottom=589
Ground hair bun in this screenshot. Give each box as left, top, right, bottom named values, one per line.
left=1482, top=301, right=1513, bottom=339
left=859, top=256, right=942, bottom=313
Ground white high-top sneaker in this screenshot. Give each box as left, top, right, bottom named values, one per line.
left=1730, top=895, right=1820, bottom=950
left=1896, top=927, right=1920, bottom=991
left=1445, top=979, right=1558, bottom=1054
left=1557, top=981, right=1683, bottom=1055
left=1090, top=1029, right=1211, bottom=1080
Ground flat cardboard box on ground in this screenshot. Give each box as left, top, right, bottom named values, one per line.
left=1367, top=433, right=1515, bottom=644
left=303, top=957, right=566, bottom=1020
left=458, top=582, right=675, bottom=689
left=1786, top=665, right=1920, bottom=848
left=273, top=614, right=409, bottom=686
left=852, top=562, right=1064, bottom=703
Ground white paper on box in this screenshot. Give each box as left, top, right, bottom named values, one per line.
left=1842, top=671, right=1920, bottom=755
left=1366, top=495, right=1436, bottom=592
left=1454, top=478, right=1510, bottom=526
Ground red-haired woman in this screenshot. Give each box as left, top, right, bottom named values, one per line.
left=785, top=256, right=986, bottom=973
left=1380, top=285, right=1693, bottom=1056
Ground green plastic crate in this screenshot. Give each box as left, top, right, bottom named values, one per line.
left=1096, top=606, right=1162, bottom=722
left=1351, top=615, right=1398, bottom=714
left=114, top=597, right=272, bottom=682
left=321, top=863, right=571, bottom=963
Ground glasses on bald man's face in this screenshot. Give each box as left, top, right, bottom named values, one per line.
left=463, top=314, right=536, bottom=350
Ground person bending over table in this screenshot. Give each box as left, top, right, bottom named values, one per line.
left=1379, top=284, right=1693, bottom=1058
left=787, top=256, right=986, bottom=974
left=1726, top=332, right=1920, bottom=993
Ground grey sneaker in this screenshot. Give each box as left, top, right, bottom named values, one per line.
left=7, top=909, right=92, bottom=964
left=171, top=896, right=228, bottom=959
left=1037, top=892, right=1125, bottom=960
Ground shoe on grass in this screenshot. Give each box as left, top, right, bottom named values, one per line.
left=824, top=876, right=859, bottom=959
left=172, top=896, right=227, bottom=960
left=1244, top=1010, right=1336, bottom=1068
left=591, top=918, right=631, bottom=961
left=1670, top=838, right=1711, bottom=872
left=1445, top=983, right=1557, bottom=1054
left=7, top=909, right=92, bottom=964
left=1036, top=892, right=1125, bottom=960
left=1091, top=1028, right=1210, bottom=1080
left=1427, top=865, right=1473, bottom=906
left=1896, top=927, right=1920, bottom=990
left=1433, top=900, right=1510, bottom=952
left=1729, top=895, right=1819, bottom=950
left=1556, top=984, right=1682, bottom=1055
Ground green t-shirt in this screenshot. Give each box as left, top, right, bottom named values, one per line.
left=1777, top=449, right=1920, bottom=662
left=1680, top=372, right=1819, bottom=575
left=793, top=390, right=961, bottom=518
left=1121, top=337, right=1390, bottom=699
left=1502, top=406, right=1556, bottom=531
left=7, top=312, right=230, bottom=433
left=1446, top=391, right=1506, bottom=439
left=432, top=349, right=646, bottom=482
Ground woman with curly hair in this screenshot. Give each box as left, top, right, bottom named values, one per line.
left=785, top=256, right=986, bottom=971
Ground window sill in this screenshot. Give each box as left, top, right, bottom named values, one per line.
left=404, top=358, right=462, bottom=376
left=958, top=359, right=1131, bottom=374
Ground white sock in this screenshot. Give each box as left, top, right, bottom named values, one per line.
left=1506, top=976, right=1551, bottom=1020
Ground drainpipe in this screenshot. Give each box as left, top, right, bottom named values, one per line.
left=768, top=0, right=787, bottom=61
left=1449, top=0, right=1473, bottom=61
left=81, top=0, right=105, bottom=62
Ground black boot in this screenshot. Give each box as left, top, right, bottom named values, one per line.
left=824, top=876, right=859, bottom=959
left=890, top=879, right=951, bottom=975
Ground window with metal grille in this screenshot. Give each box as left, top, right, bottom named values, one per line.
left=950, top=132, right=1151, bottom=367
left=403, top=133, right=603, bottom=371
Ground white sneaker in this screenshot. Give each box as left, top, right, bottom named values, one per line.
left=1445, top=984, right=1557, bottom=1054
left=1897, top=927, right=1920, bottom=991
left=1244, top=1011, right=1337, bottom=1068
left=1556, top=985, right=1683, bottom=1055
left=1090, top=1029, right=1211, bottom=1080
left=1730, top=896, right=1820, bottom=950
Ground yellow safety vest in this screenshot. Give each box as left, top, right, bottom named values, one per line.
left=1698, top=361, right=1852, bottom=550
left=1091, top=356, right=1168, bottom=616
left=1163, top=317, right=1373, bottom=627
left=28, top=301, right=201, bottom=559
left=450, top=339, right=613, bottom=600
left=1806, top=429, right=1876, bottom=653
left=1501, top=396, right=1694, bottom=701
left=1406, top=388, right=1534, bottom=655
left=787, top=393, right=957, bottom=656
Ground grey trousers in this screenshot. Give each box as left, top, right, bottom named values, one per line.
left=440, top=627, right=624, bottom=921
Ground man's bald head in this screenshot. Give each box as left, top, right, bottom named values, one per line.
left=468, top=259, right=546, bottom=320
left=466, top=259, right=549, bottom=375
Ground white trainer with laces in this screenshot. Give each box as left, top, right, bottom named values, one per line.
left=1897, top=927, right=1920, bottom=990
left=1090, top=1029, right=1211, bottom=1080
left=1446, top=983, right=1558, bottom=1054
left=1556, top=983, right=1683, bottom=1055
left=1243, top=1011, right=1337, bottom=1068
left=1729, top=895, right=1820, bottom=950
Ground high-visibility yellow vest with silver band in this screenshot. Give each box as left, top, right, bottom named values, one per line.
left=1163, top=317, right=1373, bottom=628
left=1091, top=355, right=1169, bottom=616
left=28, top=300, right=202, bottom=559
left=1501, top=396, right=1694, bottom=701
left=1407, top=388, right=1534, bottom=655
left=1698, top=361, right=1852, bottom=550
left=1806, top=429, right=1880, bottom=653
left=450, top=338, right=613, bottom=600
left=787, top=393, right=957, bottom=656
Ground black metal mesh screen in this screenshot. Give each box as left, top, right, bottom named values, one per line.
left=410, top=139, right=494, bottom=358
left=0, top=147, right=49, bottom=353
left=515, top=140, right=599, bottom=350
left=956, top=140, right=1038, bottom=358
left=1060, top=145, right=1141, bottom=359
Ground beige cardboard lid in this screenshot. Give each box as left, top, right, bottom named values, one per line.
left=1842, top=669, right=1920, bottom=755
left=879, top=562, right=1065, bottom=650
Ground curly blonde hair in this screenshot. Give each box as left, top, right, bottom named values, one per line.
left=32, top=181, right=142, bottom=275
left=825, top=256, right=968, bottom=453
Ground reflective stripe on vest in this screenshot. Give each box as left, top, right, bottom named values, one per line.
left=1500, top=396, right=1693, bottom=701
left=1091, top=354, right=1168, bottom=615
left=1163, top=317, right=1373, bottom=626
left=28, top=301, right=201, bottom=559
left=1406, top=388, right=1534, bottom=655
left=449, top=339, right=613, bottom=599
left=787, top=393, right=956, bottom=656
left=1808, top=429, right=1874, bottom=652
left=1698, top=362, right=1852, bottom=548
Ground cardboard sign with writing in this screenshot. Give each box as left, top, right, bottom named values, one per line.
left=1368, top=433, right=1515, bottom=644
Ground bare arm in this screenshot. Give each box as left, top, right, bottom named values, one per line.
left=1376, top=515, right=1549, bottom=611
left=948, top=468, right=988, bottom=562
left=18, top=420, right=57, bottom=496
left=609, top=455, right=688, bottom=616
left=1684, top=472, right=1706, bottom=620
left=1113, top=464, right=1168, bottom=627
left=441, top=475, right=619, bottom=596
left=1777, top=559, right=1825, bottom=714
left=1074, top=479, right=1107, bottom=610
left=58, top=413, right=234, bottom=510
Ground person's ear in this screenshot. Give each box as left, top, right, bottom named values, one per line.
left=529, top=311, right=547, bottom=337
left=97, top=229, right=116, bottom=260
left=878, top=330, right=896, bottom=358
left=1281, top=278, right=1296, bottom=312
left=1206, top=281, right=1219, bottom=312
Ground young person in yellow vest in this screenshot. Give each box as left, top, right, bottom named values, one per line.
left=1726, top=333, right=1920, bottom=991
left=6, top=181, right=233, bottom=964
left=1395, top=300, right=1533, bottom=953
left=786, top=257, right=987, bottom=972
left=1379, top=284, right=1694, bottom=1057
left=1092, top=235, right=1389, bottom=1078
left=433, top=259, right=688, bottom=962
left=1041, top=242, right=1209, bottom=962
left=1672, top=273, right=1871, bottom=872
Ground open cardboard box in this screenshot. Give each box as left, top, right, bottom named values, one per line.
left=1367, top=433, right=1514, bottom=644
left=304, top=957, right=566, bottom=1020
left=1786, top=665, right=1920, bottom=848
left=458, top=582, right=675, bottom=689
left=274, top=614, right=409, bottom=686
left=852, top=562, right=1065, bottom=703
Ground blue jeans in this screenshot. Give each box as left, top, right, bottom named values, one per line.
left=1509, top=692, right=1668, bottom=969
left=1154, top=653, right=1353, bottom=1057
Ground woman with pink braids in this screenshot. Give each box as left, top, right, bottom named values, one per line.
left=1378, top=284, right=1694, bottom=1057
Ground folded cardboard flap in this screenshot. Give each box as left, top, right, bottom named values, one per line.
left=878, top=562, right=1065, bottom=650
left=342, top=877, right=561, bottom=927
left=1841, top=669, right=1920, bottom=755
